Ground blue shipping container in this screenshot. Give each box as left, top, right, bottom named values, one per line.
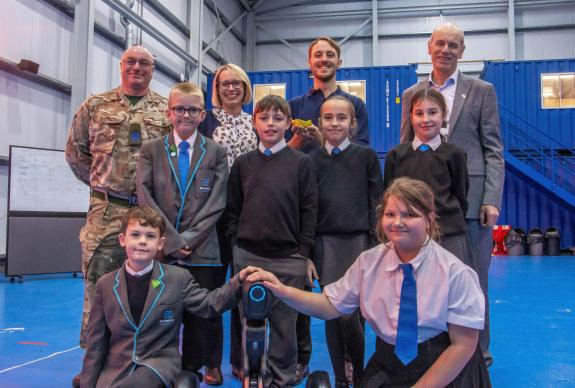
left=206, top=65, right=418, bottom=155
left=482, top=59, right=575, bottom=149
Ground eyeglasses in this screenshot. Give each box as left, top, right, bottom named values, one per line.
left=171, top=106, right=203, bottom=118
left=217, top=80, right=243, bottom=90
left=123, top=58, right=154, bottom=69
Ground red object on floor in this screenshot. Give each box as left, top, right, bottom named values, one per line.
left=492, top=225, right=511, bottom=255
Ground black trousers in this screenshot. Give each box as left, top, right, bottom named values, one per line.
left=296, top=286, right=313, bottom=366
left=122, top=366, right=165, bottom=388
left=179, top=265, right=227, bottom=370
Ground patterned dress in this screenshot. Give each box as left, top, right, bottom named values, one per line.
left=200, top=107, right=257, bottom=170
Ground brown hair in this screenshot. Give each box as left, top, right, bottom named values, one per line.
left=319, top=95, right=357, bottom=137
left=409, top=88, right=448, bottom=128
left=308, top=37, right=341, bottom=59
left=376, top=177, right=440, bottom=244
left=121, top=205, right=166, bottom=236
left=211, top=63, right=253, bottom=107
left=409, top=88, right=447, bottom=116
left=169, top=82, right=205, bottom=108
left=253, top=94, right=291, bottom=120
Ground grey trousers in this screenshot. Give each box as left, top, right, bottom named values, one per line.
left=467, top=219, right=493, bottom=353
left=233, top=246, right=307, bottom=388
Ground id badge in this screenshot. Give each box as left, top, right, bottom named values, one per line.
left=129, top=123, right=142, bottom=146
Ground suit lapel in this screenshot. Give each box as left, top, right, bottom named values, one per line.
left=138, top=261, right=165, bottom=330
left=112, top=266, right=137, bottom=330
left=449, top=71, right=471, bottom=137
left=183, top=134, right=207, bottom=197
left=164, top=132, right=185, bottom=194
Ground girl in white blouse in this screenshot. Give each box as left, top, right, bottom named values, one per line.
left=248, top=177, right=491, bottom=387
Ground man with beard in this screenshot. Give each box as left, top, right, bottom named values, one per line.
left=288, top=37, right=370, bottom=153
left=287, top=37, right=370, bottom=386
left=65, top=45, right=170, bottom=387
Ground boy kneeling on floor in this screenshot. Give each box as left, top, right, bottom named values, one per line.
left=81, top=205, right=259, bottom=388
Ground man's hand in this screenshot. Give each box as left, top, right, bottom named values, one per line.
left=480, top=205, right=499, bottom=228
left=288, top=124, right=323, bottom=149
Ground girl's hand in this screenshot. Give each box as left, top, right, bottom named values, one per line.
left=246, top=270, right=287, bottom=297
left=306, top=259, right=319, bottom=288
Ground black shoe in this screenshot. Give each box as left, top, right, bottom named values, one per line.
left=72, top=374, right=81, bottom=388
left=289, top=363, right=309, bottom=386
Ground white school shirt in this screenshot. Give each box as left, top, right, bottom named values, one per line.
left=428, top=69, right=459, bottom=137
left=174, top=130, right=198, bottom=164
left=324, top=240, right=484, bottom=345
left=125, top=261, right=154, bottom=277
left=258, top=138, right=287, bottom=155
left=412, top=133, right=442, bottom=151
left=325, top=138, right=351, bottom=155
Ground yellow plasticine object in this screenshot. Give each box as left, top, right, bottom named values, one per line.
left=292, top=119, right=313, bottom=128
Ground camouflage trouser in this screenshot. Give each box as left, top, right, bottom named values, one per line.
left=79, top=196, right=130, bottom=347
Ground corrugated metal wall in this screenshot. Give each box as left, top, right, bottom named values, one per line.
left=206, top=65, right=418, bottom=155
left=482, top=59, right=575, bottom=148
left=500, top=160, right=575, bottom=248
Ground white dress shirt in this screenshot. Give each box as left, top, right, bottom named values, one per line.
left=428, top=69, right=459, bottom=137
left=324, top=240, right=485, bottom=345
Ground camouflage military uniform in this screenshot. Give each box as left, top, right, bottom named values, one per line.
left=65, top=87, right=169, bottom=347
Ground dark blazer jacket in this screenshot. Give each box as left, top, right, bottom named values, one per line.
left=80, top=261, right=241, bottom=387
left=400, top=71, right=505, bottom=219
left=137, top=132, right=228, bottom=264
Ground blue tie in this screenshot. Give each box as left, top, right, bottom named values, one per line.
left=418, top=144, right=430, bottom=152
left=263, top=148, right=273, bottom=156
left=178, top=141, right=190, bottom=186
left=332, top=147, right=341, bottom=155
left=395, top=263, right=418, bottom=365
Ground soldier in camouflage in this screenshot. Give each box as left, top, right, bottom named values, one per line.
left=65, top=46, right=170, bottom=354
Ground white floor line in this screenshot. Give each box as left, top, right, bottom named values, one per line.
left=0, top=346, right=81, bottom=373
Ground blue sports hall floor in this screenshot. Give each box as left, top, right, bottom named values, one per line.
left=1, top=255, right=574, bottom=387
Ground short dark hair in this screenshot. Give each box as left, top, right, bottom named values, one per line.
left=121, top=205, right=166, bottom=236
left=308, top=37, right=341, bottom=59
left=253, top=95, right=291, bottom=119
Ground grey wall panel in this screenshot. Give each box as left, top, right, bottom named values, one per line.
left=6, top=216, right=84, bottom=276
left=0, top=69, right=70, bottom=157
left=521, top=30, right=575, bottom=60
left=0, top=0, right=73, bottom=83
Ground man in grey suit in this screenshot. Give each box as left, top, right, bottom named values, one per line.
left=136, top=82, right=229, bottom=382
left=400, top=23, right=504, bottom=366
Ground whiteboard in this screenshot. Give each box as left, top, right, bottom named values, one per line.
left=9, top=146, right=89, bottom=213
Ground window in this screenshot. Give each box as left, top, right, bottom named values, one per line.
left=336, top=80, right=366, bottom=102
left=253, top=84, right=286, bottom=107
left=541, top=73, right=575, bottom=109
